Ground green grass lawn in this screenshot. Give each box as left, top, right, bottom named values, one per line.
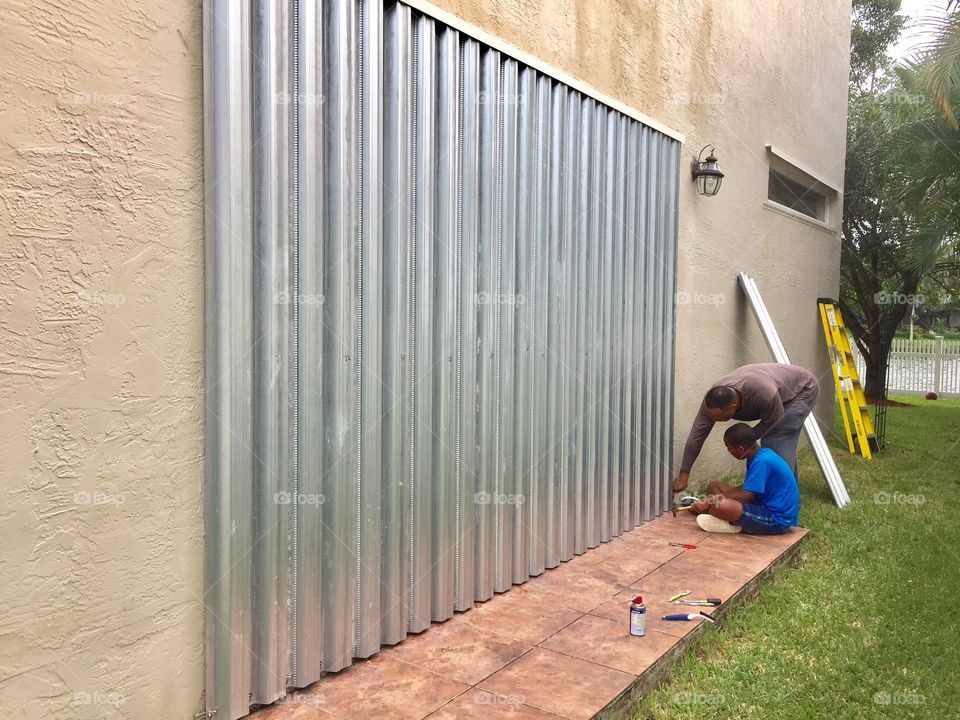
left=633, top=396, right=960, bottom=720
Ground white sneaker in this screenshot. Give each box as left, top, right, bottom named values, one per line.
left=696, top=514, right=742, bottom=534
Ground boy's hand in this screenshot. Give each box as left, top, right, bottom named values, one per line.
left=690, top=499, right=710, bottom=514
left=672, top=472, right=689, bottom=492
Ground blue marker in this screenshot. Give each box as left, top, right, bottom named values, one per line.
left=662, top=612, right=715, bottom=623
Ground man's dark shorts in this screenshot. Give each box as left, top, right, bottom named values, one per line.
left=733, top=502, right=791, bottom=535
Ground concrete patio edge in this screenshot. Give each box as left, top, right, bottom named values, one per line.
left=593, top=530, right=810, bottom=720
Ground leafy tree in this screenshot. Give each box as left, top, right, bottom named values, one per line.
left=849, top=0, right=906, bottom=93
left=840, top=85, right=924, bottom=399
left=841, top=0, right=960, bottom=398
left=842, top=0, right=909, bottom=398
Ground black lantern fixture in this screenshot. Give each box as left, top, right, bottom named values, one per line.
left=691, top=145, right=724, bottom=196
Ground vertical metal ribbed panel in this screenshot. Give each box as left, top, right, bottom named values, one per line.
left=585, top=99, right=602, bottom=549
left=495, top=58, right=520, bottom=591
left=251, top=0, right=291, bottom=703
left=572, top=95, right=591, bottom=556
left=621, top=116, right=636, bottom=533
left=204, top=2, right=679, bottom=718
left=432, top=25, right=458, bottom=621
left=203, top=0, right=257, bottom=715
left=380, top=0, right=412, bottom=647
left=474, top=46, right=499, bottom=602
left=515, top=65, right=535, bottom=580
left=457, top=38, right=480, bottom=611
left=292, top=0, right=319, bottom=687
left=319, top=0, right=359, bottom=676
left=409, top=10, right=435, bottom=634
left=356, top=0, right=384, bottom=660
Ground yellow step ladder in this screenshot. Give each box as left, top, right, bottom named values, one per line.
left=817, top=298, right=876, bottom=458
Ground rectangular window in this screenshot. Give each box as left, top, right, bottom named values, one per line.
left=764, top=145, right=838, bottom=227
left=768, top=168, right=826, bottom=221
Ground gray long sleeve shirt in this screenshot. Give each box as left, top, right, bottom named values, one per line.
left=679, top=363, right=819, bottom=474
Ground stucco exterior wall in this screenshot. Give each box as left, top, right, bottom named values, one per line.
left=0, top=0, right=205, bottom=717
left=0, top=0, right=848, bottom=717
left=421, top=0, right=850, bottom=484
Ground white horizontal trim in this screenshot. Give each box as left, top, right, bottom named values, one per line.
left=765, top=144, right=842, bottom=194
left=763, top=199, right=839, bottom=234
left=402, top=0, right=686, bottom=143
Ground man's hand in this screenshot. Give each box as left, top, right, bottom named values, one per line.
left=672, top=472, right=689, bottom=492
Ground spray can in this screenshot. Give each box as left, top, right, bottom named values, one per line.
left=629, top=595, right=646, bottom=636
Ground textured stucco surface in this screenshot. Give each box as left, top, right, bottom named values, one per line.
left=423, top=0, right=851, bottom=484
left=0, top=0, right=205, bottom=717
left=0, top=0, right=848, bottom=717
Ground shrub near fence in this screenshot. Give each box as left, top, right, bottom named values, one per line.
left=853, top=336, right=960, bottom=397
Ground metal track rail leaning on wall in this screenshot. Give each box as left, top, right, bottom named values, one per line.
left=737, top=273, right=850, bottom=507
left=203, top=1, right=681, bottom=717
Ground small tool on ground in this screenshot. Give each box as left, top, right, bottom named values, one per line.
left=663, top=612, right=716, bottom=623
left=675, top=598, right=721, bottom=606
left=668, top=542, right=697, bottom=549
left=668, top=590, right=691, bottom=602
left=671, top=496, right=698, bottom=517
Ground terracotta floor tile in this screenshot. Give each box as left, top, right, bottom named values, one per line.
left=426, top=689, right=562, bottom=719
left=621, top=519, right=709, bottom=545
left=735, top=525, right=808, bottom=547
left=643, top=563, right=754, bottom=602
left=249, top=701, right=338, bottom=720
left=479, top=647, right=634, bottom=720
left=296, top=653, right=468, bottom=720
left=698, top=533, right=791, bottom=564
left=642, top=512, right=706, bottom=535
left=541, top=614, right=681, bottom=676
left=463, top=589, right=583, bottom=644
left=589, top=554, right=663, bottom=586
left=564, top=542, right=619, bottom=566
left=607, top=536, right=687, bottom=564
left=665, top=547, right=764, bottom=580
left=528, top=564, right=631, bottom=612
left=564, top=547, right=606, bottom=567
left=384, top=615, right=531, bottom=685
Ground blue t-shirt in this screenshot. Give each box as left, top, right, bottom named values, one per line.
left=742, top=447, right=799, bottom=526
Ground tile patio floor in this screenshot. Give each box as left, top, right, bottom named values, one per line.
left=250, top=511, right=808, bottom=720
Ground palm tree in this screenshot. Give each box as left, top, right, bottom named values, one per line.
left=910, top=2, right=960, bottom=129
left=896, top=4, right=960, bottom=272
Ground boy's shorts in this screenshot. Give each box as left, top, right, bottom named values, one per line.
left=733, top=503, right=792, bottom=535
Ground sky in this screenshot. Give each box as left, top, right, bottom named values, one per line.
left=889, top=0, right=954, bottom=63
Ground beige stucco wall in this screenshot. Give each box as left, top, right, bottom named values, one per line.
left=0, top=0, right=205, bottom=717
left=0, top=0, right=848, bottom=717
left=423, top=0, right=850, bottom=484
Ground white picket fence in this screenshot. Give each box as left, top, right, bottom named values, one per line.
left=852, top=336, right=960, bottom=397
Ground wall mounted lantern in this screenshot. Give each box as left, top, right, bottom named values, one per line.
left=691, top=145, right=724, bottom=196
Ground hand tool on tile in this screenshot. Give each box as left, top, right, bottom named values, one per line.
left=662, top=612, right=716, bottom=623
left=670, top=505, right=696, bottom=517
left=671, top=496, right=698, bottom=517
left=667, top=590, right=691, bottom=602
left=668, top=542, right=697, bottom=549
left=674, top=598, right=721, bottom=606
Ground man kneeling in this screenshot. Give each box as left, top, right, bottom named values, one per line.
left=691, top=423, right=799, bottom=535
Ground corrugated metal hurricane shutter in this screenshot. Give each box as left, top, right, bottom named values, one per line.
left=203, top=1, right=680, bottom=717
